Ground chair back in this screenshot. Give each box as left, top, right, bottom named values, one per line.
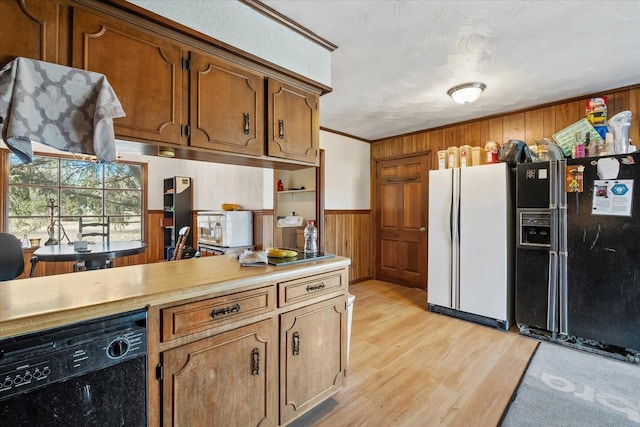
left=171, top=226, right=191, bottom=261
left=79, top=217, right=110, bottom=242
left=0, top=233, right=25, bottom=281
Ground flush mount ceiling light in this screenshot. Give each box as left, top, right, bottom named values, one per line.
left=447, top=82, right=486, bottom=104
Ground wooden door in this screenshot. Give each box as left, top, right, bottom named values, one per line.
left=72, top=7, right=185, bottom=145
left=161, top=319, right=277, bottom=426
left=0, top=0, right=60, bottom=67
left=267, top=78, right=319, bottom=165
left=189, top=52, right=264, bottom=156
left=280, top=296, right=346, bottom=425
left=375, top=155, right=429, bottom=289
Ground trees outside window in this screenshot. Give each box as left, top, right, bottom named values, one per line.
left=7, top=153, right=144, bottom=244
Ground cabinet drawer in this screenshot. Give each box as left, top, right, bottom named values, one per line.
left=161, top=286, right=275, bottom=341
left=278, top=270, right=345, bottom=307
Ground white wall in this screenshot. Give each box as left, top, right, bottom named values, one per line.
left=142, top=130, right=371, bottom=212
left=127, top=151, right=265, bottom=211
left=127, top=0, right=331, bottom=87
left=320, top=131, right=370, bottom=210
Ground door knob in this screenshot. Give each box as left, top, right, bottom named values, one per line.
left=419, top=226, right=426, bottom=232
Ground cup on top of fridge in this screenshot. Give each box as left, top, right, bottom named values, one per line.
left=437, top=150, right=447, bottom=169
left=471, top=146, right=486, bottom=165
left=459, top=145, right=473, bottom=167
left=447, top=146, right=460, bottom=168
left=485, top=141, right=500, bottom=163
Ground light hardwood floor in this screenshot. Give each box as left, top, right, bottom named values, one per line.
left=291, top=280, right=539, bottom=427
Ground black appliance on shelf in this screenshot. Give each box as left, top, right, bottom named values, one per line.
left=163, top=176, right=193, bottom=259
left=0, top=309, right=148, bottom=425
left=515, top=152, right=640, bottom=362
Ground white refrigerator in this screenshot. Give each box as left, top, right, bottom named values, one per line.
left=427, top=162, right=514, bottom=330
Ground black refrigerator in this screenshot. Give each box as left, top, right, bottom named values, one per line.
left=515, top=151, right=640, bottom=361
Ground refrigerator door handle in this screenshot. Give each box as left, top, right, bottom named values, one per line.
left=558, top=159, right=567, bottom=209
left=547, top=250, right=559, bottom=332
left=557, top=159, right=568, bottom=335
left=451, top=169, right=461, bottom=309
left=549, top=159, right=558, bottom=209
left=558, top=251, right=568, bottom=334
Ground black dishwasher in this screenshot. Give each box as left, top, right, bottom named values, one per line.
left=0, top=309, right=147, bottom=426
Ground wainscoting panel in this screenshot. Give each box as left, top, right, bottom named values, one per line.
left=324, top=210, right=372, bottom=283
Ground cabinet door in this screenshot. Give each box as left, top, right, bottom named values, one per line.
left=267, top=78, right=319, bottom=165
left=161, top=319, right=277, bottom=427
left=280, top=296, right=346, bottom=425
left=190, top=52, right=264, bottom=156
left=0, top=0, right=60, bottom=67
left=72, top=8, right=185, bottom=145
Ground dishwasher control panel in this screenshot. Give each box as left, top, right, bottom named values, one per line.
left=0, top=310, right=147, bottom=400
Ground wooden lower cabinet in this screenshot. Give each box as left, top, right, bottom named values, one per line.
left=161, top=319, right=277, bottom=426
left=279, top=296, right=347, bottom=425
left=154, top=265, right=348, bottom=426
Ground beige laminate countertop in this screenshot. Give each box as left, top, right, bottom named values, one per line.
left=0, top=255, right=350, bottom=339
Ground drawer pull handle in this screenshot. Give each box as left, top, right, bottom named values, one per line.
left=252, top=348, right=260, bottom=375
left=306, top=282, right=325, bottom=292
left=292, top=332, right=300, bottom=356
left=211, top=303, right=240, bottom=318
left=243, top=113, right=250, bottom=135
left=278, top=119, right=285, bottom=139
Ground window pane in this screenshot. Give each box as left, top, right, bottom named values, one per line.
left=105, top=190, right=141, bottom=216
left=61, top=189, right=103, bottom=216
left=8, top=153, right=144, bottom=242
left=110, top=216, right=142, bottom=241
left=8, top=187, right=58, bottom=217
left=105, top=164, right=142, bottom=190
left=9, top=155, right=58, bottom=185
left=61, top=217, right=80, bottom=242
left=77, top=216, right=109, bottom=242
left=60, top=159, right=103, bottom=188
left=8, top=217, right=51, bottom=239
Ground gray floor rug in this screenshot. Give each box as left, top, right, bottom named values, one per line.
left=501, top=342, right=640, bottom=427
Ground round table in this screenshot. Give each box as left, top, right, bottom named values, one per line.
left=30, top=241, right=148, bottom=276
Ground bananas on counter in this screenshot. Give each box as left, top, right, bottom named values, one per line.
left=266, top=247, right=298, bottom=258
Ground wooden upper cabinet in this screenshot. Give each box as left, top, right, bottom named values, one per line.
left=267, top=78, right=319, bottom=165
left=71, top=7, right=185, bottom=145
left=0, top=0, right=59, bottom=67
left=189, top=52, right=265, bottom=156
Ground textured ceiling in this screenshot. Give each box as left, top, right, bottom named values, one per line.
left=262, top=0, right=640, bottom=141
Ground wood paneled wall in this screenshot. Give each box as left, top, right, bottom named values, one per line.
left=371, top=85, right=640, bottom=167
left=324, top=210, right=372, bottom=283
left=252, top=210, right=274, bottom=250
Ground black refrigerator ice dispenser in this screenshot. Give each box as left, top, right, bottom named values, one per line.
left=519, top=211, right=551, bottom=246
